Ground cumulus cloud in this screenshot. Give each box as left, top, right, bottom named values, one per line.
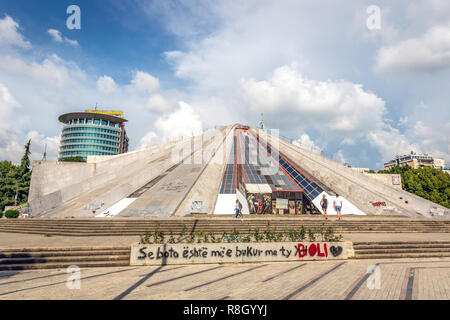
left=0, top=54, right=85, bottom=88
left=0, top=3, right=448, bottom=170
left=0, top=83, right=59, bottom=162
left=367, top=125, right=421, bottom=162
left=154, top=101, right=203, bottom=142
left=375, top=24, right=450, bottom=73
left=131, top=71, right=160, bottom=93
left=25, top=131, right=60, bottom=161
left=146, top=94, right=172, bottom=112
left=47, top=29, right=79, bottom=47
left=412, top=121, right=450, bottom=163
left=293, top=133, right=322, bottom=155
left=139, top=131, right=158, bottom=149
left=0, top=14, right=31, bottom=49
left=241, top=64, right=386, bottom=138
left=0, top=82, right=19, bottom=135
left=0, top=131, right=60, bottom=164
left=0, top=83, right=26, bottom=162
left=97, top=75, right=117, bottom=94
left=138, top=101, right=203, bottom=148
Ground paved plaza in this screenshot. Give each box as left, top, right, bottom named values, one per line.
left=0, top=257, right=448, bottom=300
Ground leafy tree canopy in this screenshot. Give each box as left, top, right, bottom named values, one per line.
left=378, top=165, right=450, bottom=209
left=0, top=140, right=32, bottom=211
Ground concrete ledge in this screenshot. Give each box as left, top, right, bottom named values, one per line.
left=130, top=241, right=350, bottom=266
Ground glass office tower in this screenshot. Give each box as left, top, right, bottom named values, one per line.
left=58, top=110, right=129, bottom=161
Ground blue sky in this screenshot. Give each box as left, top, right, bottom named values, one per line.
left=0, top=0, right=449, bottom=170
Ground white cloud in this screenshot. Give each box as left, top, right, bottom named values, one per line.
left=0, top=84, right=59, bottom=162
left=25, top=130, right=60, bottom=161
left=139, top=131, right=158, bottom=149
left=47, top=29, right=79, bottom=47
left=412, top=121, right=450, bottom=163
left=334, top=149, right=347, bottom=164
left=0, top=15, right=31, bottom=49
left=367, top=125, right=421, bottom=162
left=293, top=133, right=322, bottom=155
left=375, top=24, right=450, bottom=73
left=146, top=94, right=172, bottom=112
left=0, top=83, right=20, bottom=140
left=241, top=64, right=386, bottom=138
left=0, top=54, right=85, bottom=88
left=47, top=29, right=63, bottom=42
left=138, top=101, right=203, bottom=148
left=0, top=131, right=60, bottom=164
left=398, top=116, right=408, bottom=126
left=97, top=75, right=117, bottom=94
left=154, top=101, right=203, bottom=142
left=0, top=82, right=19, bottom=111
left=131, top=71, right=160, bottom=93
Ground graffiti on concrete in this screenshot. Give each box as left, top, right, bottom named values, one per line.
left=429, top=206, right=449, bottom=217
left=131, top=242, right=347, bottom=265
left=371, top=202, right=386, bottom=207
left=160, top=179, right=186, bottom=192
left=190, top=200, right=206, bottom=214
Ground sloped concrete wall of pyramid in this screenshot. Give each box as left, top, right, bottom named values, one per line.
left=28, top=125, right=449, bottom=218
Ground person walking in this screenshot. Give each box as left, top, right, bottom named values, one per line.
left=320, top=194, right=328, bottom=220
left=235, top=199, right=243, bottom=218
left=333, top=194, right=343, bottom=220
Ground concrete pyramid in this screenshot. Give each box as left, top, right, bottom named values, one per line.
left=28, top=125, right=449, bottom=218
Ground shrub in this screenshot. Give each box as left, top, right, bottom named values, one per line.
left=196, top=231, right=203, bottom=243
left=243, top=233, right=252, bottom=242
left=297, top=225, right=306, bottom=241
left=287, top=229, right=296, bottom=242
left=253, top=228, right=262, bottom=242
left=5, top=209, right=19, bottom=219
left=0, top=212, right=3, bottom=218
left=307, top=228, right=316, bottom=242
left=168, top=232, right=175, bottom=244
left=140, top=232, right=152, bottom=244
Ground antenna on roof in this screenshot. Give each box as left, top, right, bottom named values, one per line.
left=260, top=113, right=265, bottom=130
left=42, top=144, right=47, bottom=161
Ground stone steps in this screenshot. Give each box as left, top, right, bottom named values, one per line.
left=353, top=241, right=450, bottom=259
left=0, top=229, right=447, bottom=237
left=0, top=219, right=449, bottom=236
left=2, top=240, right=450, bottom=270
left=0, top=250, right=130, bottom=258
left=353, top=252, right=450, bottom=259
left=0, top=261, right=130, bottom=271
left=0, top=247, right=131, bottom=271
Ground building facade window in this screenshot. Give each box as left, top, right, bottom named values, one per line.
left=58, top=111, right=128, bottom=161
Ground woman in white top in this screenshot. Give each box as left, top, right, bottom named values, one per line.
left=333, top=194, right=343, bottom=220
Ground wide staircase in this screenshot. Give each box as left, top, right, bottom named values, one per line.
left=353, top=241, right=450, bottom=259
left=0, top=246, right=130, bottom=271
left=0, top=218, right=449, bottom=236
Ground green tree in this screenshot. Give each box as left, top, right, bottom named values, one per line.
left=0, top=140, right=33, bottom=211
left=20, top=139, right=31, bottom=175
left=378, top=166, right=450, bottom=209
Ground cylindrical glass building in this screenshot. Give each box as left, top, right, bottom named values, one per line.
left=58, top=110, right=129, bottom=161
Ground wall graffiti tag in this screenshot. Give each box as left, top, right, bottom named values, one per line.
left=130, top=242, right=348, bottom=266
